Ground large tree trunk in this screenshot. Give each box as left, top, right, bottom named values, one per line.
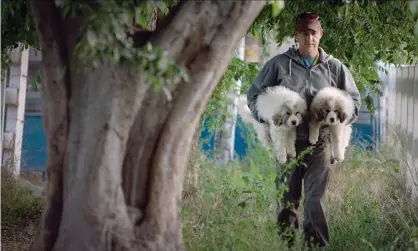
left=29, top=1, right=264, bottom=251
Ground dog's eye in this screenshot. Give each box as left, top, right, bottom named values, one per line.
left=286, top=112, right=291, bottom=115
left=296, top=112, right=300, bottom=115
left=334, top=110, right=338, bottom=112
left=325, top=109, right=330, bottom=113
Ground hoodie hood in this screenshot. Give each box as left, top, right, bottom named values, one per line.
left=281, top=47, right=334, bottom=88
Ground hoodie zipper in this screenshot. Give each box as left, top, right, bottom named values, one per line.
left=287, top=53, right=328, bottom=95
left=291, top=59, right=315, bottom=95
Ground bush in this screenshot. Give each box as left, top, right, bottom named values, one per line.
left=1, top=169, right=44, bottom=229
left=181, top=136, right=418, bottom=251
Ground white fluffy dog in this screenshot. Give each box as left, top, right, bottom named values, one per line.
left=238, top=86, right=308, bottom=163
left=309, top=86, right=355, bottom=163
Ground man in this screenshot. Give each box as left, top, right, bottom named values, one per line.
left=246, top=12, right=361, bottom=248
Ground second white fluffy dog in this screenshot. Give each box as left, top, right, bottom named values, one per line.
left=309, top=86, right=355, bottom=162
left=238, top=86, right=308, bottom=163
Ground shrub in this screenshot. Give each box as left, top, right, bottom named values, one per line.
left=181, top=136, right=418, bottom=251
left=1, top=169, right=44, bottom=229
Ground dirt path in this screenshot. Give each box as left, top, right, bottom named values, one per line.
left=1, top=170, right=44, bottom=251
left=2, top=221, right=39, bottom=251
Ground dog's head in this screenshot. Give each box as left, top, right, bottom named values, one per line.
left=272, top=103, right=305, bottom=127
left=312, top=98, right=348, bottom=125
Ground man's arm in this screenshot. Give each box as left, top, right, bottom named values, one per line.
left=246, top=59, right=279, bottom=123
left=338, top=63, right=361, bottom=124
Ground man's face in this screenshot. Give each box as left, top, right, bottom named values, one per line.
left=295, top=29, right=323, bottom=51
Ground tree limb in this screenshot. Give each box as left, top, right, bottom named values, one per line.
left=131, top=0, right=185, bottom=47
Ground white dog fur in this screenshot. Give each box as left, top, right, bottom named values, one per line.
left=309, top=86, right=355, bottom=163
left=238, top=86, right=308, bottom=163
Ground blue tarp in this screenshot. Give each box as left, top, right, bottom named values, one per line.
left=19, top=105, right=379, bottom=171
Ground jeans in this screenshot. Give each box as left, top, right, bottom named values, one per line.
left=275, top=127, right=332, bottom=248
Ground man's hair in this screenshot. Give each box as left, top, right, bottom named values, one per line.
left=295, top=12, right=320, bottom=24
left=295, top=12, right=322, bottom=32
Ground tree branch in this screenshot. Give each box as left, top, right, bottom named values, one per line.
left=148, top=0, right=265, bottom=218
left=131, top=0, right=185, bottom=47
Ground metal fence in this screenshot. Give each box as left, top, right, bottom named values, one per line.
left=380, top=63, right=418, bottom=202
left=0, top=72, right=6, bottom=167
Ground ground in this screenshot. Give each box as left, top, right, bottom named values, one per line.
left=2, top=220, right=39, bottom=251
left=1, top=170, right=44, bottom=251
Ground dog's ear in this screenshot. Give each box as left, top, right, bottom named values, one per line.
left=272, top=114, right=282, bottom=126
left=336, top=108, right=348, bottom=123
left=311, top=108, right=327, bottom=122
left=310, top=105, right=325, bottom=122
left=310, top=110, right=318, bottom=122
left=319, top=109, right=328, bottom=121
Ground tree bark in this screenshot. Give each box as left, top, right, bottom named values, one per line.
left=29, top=1, right=264, bottom=251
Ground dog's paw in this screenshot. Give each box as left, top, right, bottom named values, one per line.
left=288, top=148, right=297, bottom=158
left=276, top=157, right=286, bottom=164
left=309, top=134, right=319, bottom=145
left=334, top=151, right=345, bottom=163
left=331, top=156, right=343, bottom=165
left=276, top=151, right=287, bottom=164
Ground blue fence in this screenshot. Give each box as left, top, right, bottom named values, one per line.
left=21, top=97, right=47, bottom=172
left=200, top=111, right=379, bottom=159
left=20, top=97, right=381, bottom=172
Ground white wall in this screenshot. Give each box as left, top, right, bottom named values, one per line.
left=267, top=36, right=296, bottom=59
left=1, top=46, right=30, bottom=176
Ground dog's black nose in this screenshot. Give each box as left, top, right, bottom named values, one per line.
left=330, top=118, right=335, bottom=123
left=291, top=120, right=297, bottom=125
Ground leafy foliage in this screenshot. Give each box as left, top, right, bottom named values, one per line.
left=250, top=0, right=418, bottom=111
left=183, top=134, right=418, bottom=250
left=2, top=0, right=418, bottom=115
left=201, top=57, right=260, bottom=134
left=1, top=169, right=43, bottom=228
left=1, top=0, right=187, bottom=90
left=1, top=0, right=38, bottom=80
left=60, top=1, right=189, bottom=90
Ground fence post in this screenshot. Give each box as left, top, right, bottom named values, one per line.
left=0, top=70, right=6, bottom=167
left=410, top=64, right=418, bottom=202
left=2, top=46, right=29, bottom=176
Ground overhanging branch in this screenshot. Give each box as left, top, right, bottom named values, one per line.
left=131, top=0, right=185, bottom=48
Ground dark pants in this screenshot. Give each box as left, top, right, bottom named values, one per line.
left=275, top=127, right=331, bottom=248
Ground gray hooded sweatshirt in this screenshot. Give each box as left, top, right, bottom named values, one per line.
left=246, top=47, right=361, bottom=140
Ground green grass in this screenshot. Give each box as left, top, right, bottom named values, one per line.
left=1, top=169, right=44, bottom=229
left=181, top=137, right=418, bottom=251
left=1, top=134, right=417, bottom=250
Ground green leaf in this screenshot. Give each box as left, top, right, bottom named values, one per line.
left=271, top=1, right=281, bottom=18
